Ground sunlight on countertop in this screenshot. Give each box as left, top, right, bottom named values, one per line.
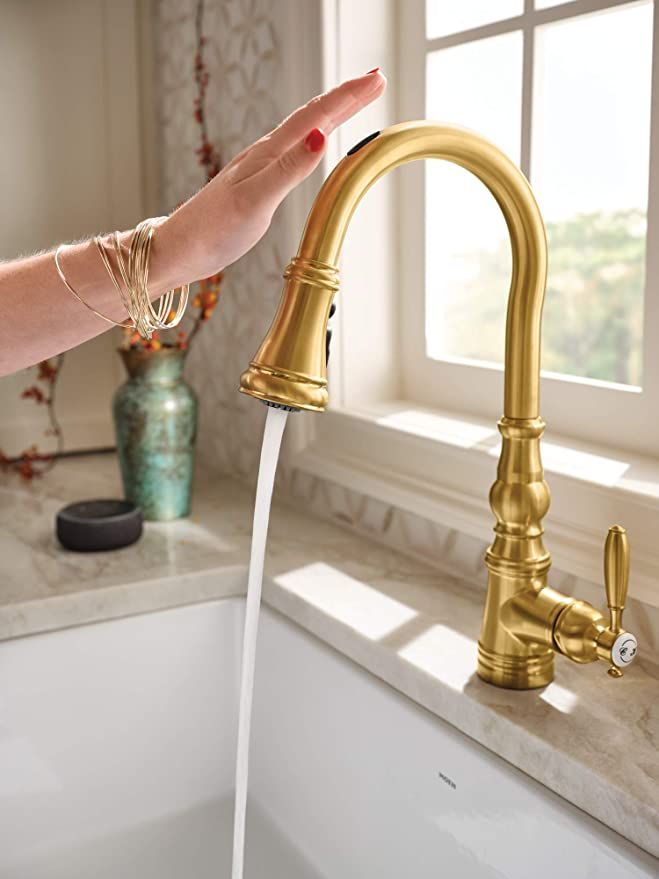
left=273, top=562, right=418, bottom=640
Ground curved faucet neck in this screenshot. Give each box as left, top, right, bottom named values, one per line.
left=298, top=122, right=547, bottom=419
left=240, top=121, right=547, bottom=419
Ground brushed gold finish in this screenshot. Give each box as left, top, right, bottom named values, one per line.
left=604, top=524, right=629, bottom=634
left=240, top=121, right=639, bottom=688
left=554, top=601, right=608, bottom=664
left=600, top=525, right=636, bottom=676
left=240, top=258, right=338, bottom=410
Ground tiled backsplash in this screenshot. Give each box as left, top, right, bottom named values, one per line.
left=157, top=0, right=287, bottom=481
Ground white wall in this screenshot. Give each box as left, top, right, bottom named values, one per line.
left=0, top=0, right=153, bottom=453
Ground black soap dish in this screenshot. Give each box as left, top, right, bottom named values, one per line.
left=56, top=499, right=143, bottom=552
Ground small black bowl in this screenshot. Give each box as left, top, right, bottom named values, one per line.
left=56, top=499, right=143, bottom=552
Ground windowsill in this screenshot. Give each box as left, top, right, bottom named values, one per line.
left=357, top=400, right=659, bottom=497
left=294, top=400, right=659, bottom=607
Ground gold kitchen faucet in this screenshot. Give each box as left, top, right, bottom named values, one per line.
left=240, top=122, right=638, bottom=689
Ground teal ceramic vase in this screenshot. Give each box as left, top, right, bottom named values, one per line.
left=114, top=347, right=198, bottom=521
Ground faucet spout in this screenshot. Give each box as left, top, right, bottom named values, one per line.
left=240, top=122, right=547, bottom=417
left=240, top=121, right=638, bottom=690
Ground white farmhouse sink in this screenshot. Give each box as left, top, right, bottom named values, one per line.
left=0, top=599, right=655, bottom=877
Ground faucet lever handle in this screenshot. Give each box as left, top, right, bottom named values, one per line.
left=600, top=525, right=637, bottom=677
left=604, top=524, right=629, bottom=628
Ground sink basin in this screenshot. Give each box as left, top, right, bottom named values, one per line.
left=0, top=599, right=655, bottom=877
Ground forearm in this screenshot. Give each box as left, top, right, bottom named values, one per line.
left=0, top=228, right=175, bottom=376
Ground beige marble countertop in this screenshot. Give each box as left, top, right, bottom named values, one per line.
left=0, top=455, right=657, bottom=860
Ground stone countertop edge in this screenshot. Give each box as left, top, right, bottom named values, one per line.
left=0, top=566, right=247, bottom=642
left=0, top=460, right=656, bottom=861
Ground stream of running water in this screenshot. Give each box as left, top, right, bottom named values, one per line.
left=231, top=405, right=289, bottom=879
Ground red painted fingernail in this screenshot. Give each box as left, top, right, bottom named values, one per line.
left=305, top=127, right=325, bottom=153
left=366, top=67, right=380, bottom=75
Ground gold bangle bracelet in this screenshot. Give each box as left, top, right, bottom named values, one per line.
left=53, top=244, right=134, bottom=329
left=56, top=218, right=190, bottom=340
left=126, top=218, right=189, bottom=337
left=94, top=236, right=136, bottom=327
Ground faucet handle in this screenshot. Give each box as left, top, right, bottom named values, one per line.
left=604, top=525, right=629, bottom=627
left=599, top=525, right=638, bottom=677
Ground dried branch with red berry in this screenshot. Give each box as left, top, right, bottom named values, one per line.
left=0, top=355, right=64, bottom=481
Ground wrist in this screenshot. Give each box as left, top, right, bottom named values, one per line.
left=150, top=212, right=201, bottom=295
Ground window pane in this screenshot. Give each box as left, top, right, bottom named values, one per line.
left=427, top=0, right=523, bottom=38
left=425, top=33, right=523, bottom=366
left=532, top=2, right=652, bottom=386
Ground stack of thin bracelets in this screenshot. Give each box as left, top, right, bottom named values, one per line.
left=53, top=217, right=189, bottom=340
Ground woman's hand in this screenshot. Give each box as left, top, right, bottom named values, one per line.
left=0, top=71, right=385, bottom=375
left=157, top=70, right=386, bottom=287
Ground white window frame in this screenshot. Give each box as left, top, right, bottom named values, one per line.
left=287, top=0, right=659, bottom=607
left=400, top=0, right=659, bottom=455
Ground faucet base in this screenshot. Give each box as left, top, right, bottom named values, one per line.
left=477, top=642, right=554, bottom=689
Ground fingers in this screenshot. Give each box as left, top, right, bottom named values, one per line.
left=176, top=71, right=387, bottom=279
left=267, top=70, right=386, bottom=153
left=242, top=127, right=328, bottom=209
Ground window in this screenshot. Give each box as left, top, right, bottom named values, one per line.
left=398, top=0, right=659, bottom=454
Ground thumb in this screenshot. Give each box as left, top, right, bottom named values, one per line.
left=244, top=127, right=327, bottom=211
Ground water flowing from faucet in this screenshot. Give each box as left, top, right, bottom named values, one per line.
left=231, top=405, right=289, bottom=879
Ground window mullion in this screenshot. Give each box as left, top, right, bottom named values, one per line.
left=425, top=0, right=642, bottom=53
left=641, top=0, right=659, bottom=396
left=520, top=1, right=534, bottom=179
